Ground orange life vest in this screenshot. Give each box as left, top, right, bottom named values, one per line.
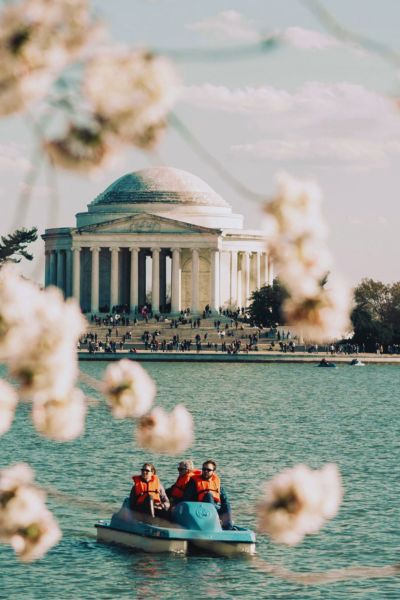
left=171, top=469, right=201, bottom=501
left=131, top=474, right=161, bottom=505
left=193, top=472, right=221, bottom=503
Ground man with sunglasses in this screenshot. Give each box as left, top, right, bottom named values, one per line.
left=129, top=462, right=170, bottom=518
left=183, top=459, right=234, bottom=529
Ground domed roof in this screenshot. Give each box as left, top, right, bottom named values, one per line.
left=90, top=167, right=229, bottom=208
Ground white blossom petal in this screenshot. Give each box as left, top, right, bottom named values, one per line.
left=84, top=49, right=179, bottom=149
left=31, top=388, right=86, bottom=441
left=257, top=463, right=343, bottom=545
left=102, top=359, right=156, bottom=419
left=0, top=463, right=61, bottom=561
left=0, top=379, right=18, bottom=436
left=136, top=404, right=194, bottom=455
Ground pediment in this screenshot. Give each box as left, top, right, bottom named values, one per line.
left=75, top=213, right=221, bottom=235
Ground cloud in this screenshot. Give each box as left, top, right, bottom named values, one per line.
left=187, top=12, right=340, bottom=51
left=187, top=10, right=261, bottom=43
left=181, top=82, right=393, bottom=124
left=181, top=83, right=293, bottom=114
left=181, top=82, right=400, bottom=168
left=281, top=26, right=340, bottom=49
left=231, top=138, right=400, bottom=166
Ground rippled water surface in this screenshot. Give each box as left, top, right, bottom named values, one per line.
left=1, top=362, right=399, bottom=599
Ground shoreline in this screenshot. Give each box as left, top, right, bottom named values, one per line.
left=77, top=351, right=400, bottom=364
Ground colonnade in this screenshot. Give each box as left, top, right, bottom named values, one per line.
left=45, top=246, right=273, bottom=314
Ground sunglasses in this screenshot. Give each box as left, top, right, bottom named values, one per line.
left=202, top=468, right=214, bottom=472
left=178, top=467, right=187, bottom=472
left=141, top=469, right=152, bottom=473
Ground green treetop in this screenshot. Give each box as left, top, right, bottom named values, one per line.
left=0, top=227, right=38, bottom=265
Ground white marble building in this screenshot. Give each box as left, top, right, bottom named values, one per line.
left=42, top=167, right=273, bottom=314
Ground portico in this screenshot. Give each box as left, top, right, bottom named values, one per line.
left=42, top=167, right=273, bottom=314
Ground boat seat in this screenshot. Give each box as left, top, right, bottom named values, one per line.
left=171, top=501, right=222, bottom=532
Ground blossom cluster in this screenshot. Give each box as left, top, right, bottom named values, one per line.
left=45, top=48, right=179, bottom=171
left=136, top=405, right=194, bottom=455
left=0, top=0, right=179, bottom=172
left=0, top=463, right=61, bottom=562
left=257, top=463, right=343, bottom=545
left=264, top=173, right=351, bottom=341
left=102, top=359, right=194, bottom=455
left=0, top=0, right=98, bottom=116
left=0, top=264, right=86, bottom=441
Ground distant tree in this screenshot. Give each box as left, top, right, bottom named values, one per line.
left=247, top=279, right=287, bottom=327
left=351, top=278, right=400, bottom=349
left=0, top=227, right=38, bottom=265
left=353, top=278, right=390, bottom=321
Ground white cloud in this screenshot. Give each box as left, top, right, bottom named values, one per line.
left=232, top=138, right=400, bottom=165
left=181, top=82, right=393, bottom=124
left=187, top=12, right=340, bottom=51
left=282, top=26, right=340, bottom=49
left=181, top=83, right=292, bottom=114
left=187, top=10, right=261, bottom=43
left=181, top=82, right=400, bottom=168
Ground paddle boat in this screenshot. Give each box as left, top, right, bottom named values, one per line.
left=317, top=358, right=337, bottom=368
left=349, top=358, right=365, bottom=366
left=95, top=499, right=256, bottom=557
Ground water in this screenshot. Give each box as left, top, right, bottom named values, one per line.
left=1, top=362, right=399, bottom=599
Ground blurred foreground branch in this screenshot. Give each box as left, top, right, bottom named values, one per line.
left=254, top=557, right=400, bottom=585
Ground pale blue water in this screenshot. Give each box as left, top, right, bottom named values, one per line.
left=1, top=363, right=399, bottom=599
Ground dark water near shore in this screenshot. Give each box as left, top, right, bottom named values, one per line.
left=1, top=363, right=399, bottom=599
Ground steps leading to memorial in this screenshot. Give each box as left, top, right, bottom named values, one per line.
left=79, top=315, right=286, bottom=352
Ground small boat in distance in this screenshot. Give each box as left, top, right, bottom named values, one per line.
left=317, top=358, right=337, bottom=368
left=349, top=358, right=365, bottom=366
left=95, top=499, right=256, bottom=557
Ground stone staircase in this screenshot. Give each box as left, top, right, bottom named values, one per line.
left=80, top=315, right=282, bottom=352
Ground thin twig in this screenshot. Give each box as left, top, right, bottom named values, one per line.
left=11, top=147, right=44, bottom=231
left=153, top=38, right=280, bottom=62
left=169, top=112, right=266, bottom=203
left=254, top=556, right=400, bottom=585
left=79, top=370, right=102, bottom=392
left=45, top=486, right=116, bottom=513
left=300, top=0, right=400, bottom=67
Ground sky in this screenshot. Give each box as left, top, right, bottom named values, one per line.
left=1, top=0, right=400, bottom=287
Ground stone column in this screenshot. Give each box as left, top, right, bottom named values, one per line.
left=191, top=248, right=200, bottom=314
left=256, top=252, right=261, bottom=289
left=49, top=250, right=56, bottom=286
left=171, top=248, right=181, bottom=314
left=210, top=249, right=220, bottom=312
left=129, top=247, right=139, bottom=314
left=244, top=251, right=251, bottom=307
left=159, top=251, right=167, bottom=311
left=110, top=247, right=120, bottom=308
left=44, top=251, right=50, bottom=287
left=237, top=253, right=243, bottom=308
left=230, top=251, right=238, bottom=309
left=56, top=250, right=63, bottom=290
left=72, top=247, right=81, bottom=306
left=65, top=249, right=72, bottom=298
left=151, top=247, right=160, bottom=313
left=268, top=254, right=274, bottom=285
left=263, top=253, right=269, bottom=286
left=90, top=247, right=100, bottom=313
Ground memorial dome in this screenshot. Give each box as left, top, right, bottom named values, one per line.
left=90, top=167, right=230, bottom=208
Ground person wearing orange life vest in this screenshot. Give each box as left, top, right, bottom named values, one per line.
left=166, top=460, right=201, bottom=507
left=183, top=459, right=234, bottom=530
left=129, top=462, right=170, bottom=518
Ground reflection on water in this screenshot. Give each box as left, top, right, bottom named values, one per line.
left=1, top=363, right=400, bottom=599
